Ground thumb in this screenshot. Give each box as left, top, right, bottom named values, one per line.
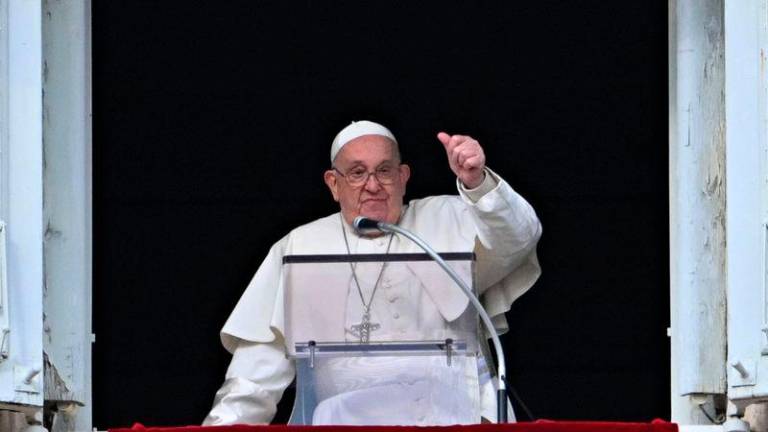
left=436, top=132, right=452, bottom=148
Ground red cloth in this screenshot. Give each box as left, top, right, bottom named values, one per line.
left=110, top=420, right=677, bottom=432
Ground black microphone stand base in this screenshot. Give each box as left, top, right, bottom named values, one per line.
left=497, top=388, right=508, bottom=423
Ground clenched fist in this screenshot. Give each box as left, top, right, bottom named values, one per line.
left=437, top=132, right=486, bottom=189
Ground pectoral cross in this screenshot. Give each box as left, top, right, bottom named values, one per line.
left=350, top=311, right=380, bottom=343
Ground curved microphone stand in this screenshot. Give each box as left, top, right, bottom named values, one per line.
left=354, top=216, right=509, bottom=423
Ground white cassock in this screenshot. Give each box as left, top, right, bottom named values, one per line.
left=203, top=168, right=542, bottom=425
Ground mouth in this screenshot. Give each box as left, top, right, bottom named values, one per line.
left=361, top=198, right=386, bottom=203
left=359, top=198, right=388, bottom=211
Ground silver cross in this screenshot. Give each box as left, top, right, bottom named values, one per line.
left=350, top=311, right=380, bottom=343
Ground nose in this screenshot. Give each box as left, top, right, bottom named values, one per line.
left=363, top=172, right=382, bottom=192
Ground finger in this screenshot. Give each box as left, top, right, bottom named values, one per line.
left=457, top=147, right=472, bottom=167
left=448, top=144, right=462, bottom=170
left=449, top=134, right=470, bottom=149
left=462, top=154, right=485, bottom=170
left=441, top=133, right=464, bottom=170
left=454, top=140, right=480, bottom=163
left=437, top=132, right=452, bottom=149
left=458, top=148, right=484, bottom=168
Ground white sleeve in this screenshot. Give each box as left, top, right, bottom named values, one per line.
left=458, top=169, right=498, bottom=202
left=456, top=167, right=543, bottom=333
left=203, top=338, right=296, bottom=425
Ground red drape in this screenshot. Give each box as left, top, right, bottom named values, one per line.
left=110, top=420, right=677, bottom=432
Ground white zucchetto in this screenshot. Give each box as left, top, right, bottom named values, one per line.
left=330, top=120, right=398, bottom=163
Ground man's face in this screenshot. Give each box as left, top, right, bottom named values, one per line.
left=324, top=135, right=410, bottom=227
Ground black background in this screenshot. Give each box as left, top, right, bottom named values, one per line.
left=93, top=1, right=669, bottom=428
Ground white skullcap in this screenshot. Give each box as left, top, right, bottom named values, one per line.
left=330, top=120, right=397, bottom=163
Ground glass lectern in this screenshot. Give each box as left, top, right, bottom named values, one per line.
left=282, top=253, right=482, bottom=426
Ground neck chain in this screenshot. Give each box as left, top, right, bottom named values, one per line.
left=341, top=214, right=395, bottom=343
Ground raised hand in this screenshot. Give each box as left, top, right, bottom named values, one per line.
left=437, top=132, right=487, bottom=189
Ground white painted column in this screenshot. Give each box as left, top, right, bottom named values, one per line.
left=724, top=0, right=768, bottom=418
left=41, top=1, right=92, bottom=431
left=670, top=0, right=727, bottom=424
left=669, top=0, right=689, bottom=422
left=0, top=0, right=45, bottom=409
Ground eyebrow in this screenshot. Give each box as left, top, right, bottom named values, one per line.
left=345, top=160, right=397, bottom=168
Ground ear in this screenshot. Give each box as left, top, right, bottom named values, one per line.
left=399, top=163, right=411, bottom=185
left=324, top=170, right=340, bottom=202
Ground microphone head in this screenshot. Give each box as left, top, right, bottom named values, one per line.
left=353, top=216, right=381, bottom=231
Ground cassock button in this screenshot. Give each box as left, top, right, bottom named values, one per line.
left=393, top=312, right=400, bottom=319
left=388, top=296, right=398, bottom=303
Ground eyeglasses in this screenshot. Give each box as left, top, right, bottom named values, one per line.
left=333, top=164, right=399, bottom=187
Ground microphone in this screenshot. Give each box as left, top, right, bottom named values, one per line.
left=353, top=216, right=381, bottom=231
left=353, top=216, right=397, bottom=235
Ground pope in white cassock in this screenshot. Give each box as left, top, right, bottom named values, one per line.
left=203, top=120, right=542, bottom=425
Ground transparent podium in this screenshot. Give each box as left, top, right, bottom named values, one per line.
left=282, top=253, right=483, bottom=426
